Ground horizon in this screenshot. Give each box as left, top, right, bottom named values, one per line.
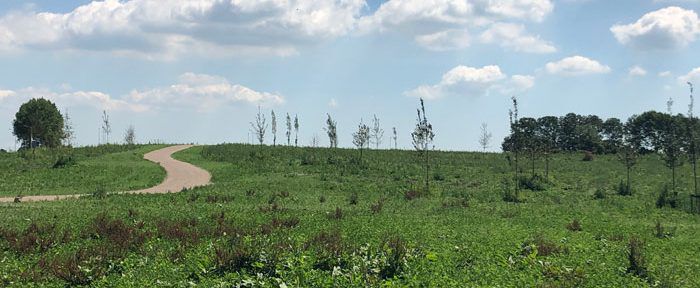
left=1, top=0, right=700, bottom=151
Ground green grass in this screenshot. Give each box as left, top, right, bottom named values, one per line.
left=0, top=143, right=698, bottom=287
left=0, top=144, right=166, bottom=196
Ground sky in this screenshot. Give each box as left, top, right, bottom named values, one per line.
left=1, top=0, right=700, bottom=151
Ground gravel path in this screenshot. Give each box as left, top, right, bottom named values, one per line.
left=0, top=145, right=210, bottom=203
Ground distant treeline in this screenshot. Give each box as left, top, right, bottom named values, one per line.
left=502, top=111, right=698, bottom=154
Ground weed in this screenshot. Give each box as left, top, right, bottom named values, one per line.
left=522, top=234, right=566, bottom=257
left=566, top=219, right=582, bottom=232
left=328, top=207, right=343, bottom=220
left=627, top=236, right=647, bottom=279
left=40, top=248, right=107, bottom=286
left=656, top=184, right=678, bottom=208
left=371, top=198, right=385, bottom=214
left=349, top=192, right=359, bottom=205
left=319, top=195, right=326, bottom=203
left=582, top=151, right=594, bottom=161
left=617, top=180, right=632, bottom=196
left=404, top=189, right=423, bottom=201
left=654, top=221, right=675, bottom=239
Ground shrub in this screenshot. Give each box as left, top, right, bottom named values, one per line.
left=205, top=194, right=234, bottom=203
left=371, top=198, right=385, bottom=214
left=617, top=180, right=632, bottom=196
left=594, top=187, right=606, bottom=199
left=304, top=230, right=344, bottom=271
left=92, top=185, right=108, bottom=199
left=582, top=151, right=594, bottom=161
left=654, top=221, right=675, bottom=239
left=278, top=191, right=290, bottom=198
left=522, top=234, right=566, bottom=257
left=214, top=241, right=255, bottom=275
left=89, top=214, right=150, bottom=256
left=656, top=184, right=678, bottom=208
left=517, top=174, right=548, bottom=191
left=379, top=236, right=408, bottom=279
left=404, top=189, right=423, bottom=201
left=261, top=217, right=300, bottom=234
left=245, top=189, right=256, bottom=197
left=40, top=248, right=107, bottom=286
left=566, top=219, right=582, bottom=232
left=319, top=195, right=326, bottom=203
left=52, top=155, right=76, bottom=168
left=155, top=218, right=200, bottom=245
left=627, top=236, right=647, bottom=279
left=502, top=178, right=523, bottom=203
left=348, top=192, right=358, bottom=205
left=327, top=207, right=343, bottom=220
left=432, top=172, right=446, bottom=181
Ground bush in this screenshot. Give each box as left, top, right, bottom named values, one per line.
left=566, top=219, right=582, bottom=232
left=348, top=192, right=358, bottom=205
left=627, top=236, right=647, bottom=279
left=582, top=151, right=594, bottom=161
left=404, top=189, right=423, bottom=201
left=52, top=155, right=76, bottom=169
left=617, top=180, right=632, bottom=196
left=502, top=178, right=523, bottom=203
left=654, top=221, right=675, bottom=239
left=521, top=234, right=566, bottom=257
left=518, top=175, right=548, bottom=191
left=91, top=185, right=108, bottom=199
left=432, top=172, right=446, bottom=181
left=327, top=207, right=343, bottom=220
left=594, top=187, right=606, bottom=199
left=371, top=198, right=385, bottom=214
left=656, top=184, right=678, bottom=208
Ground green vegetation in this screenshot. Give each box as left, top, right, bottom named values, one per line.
left=0, top=145, right=165, bottom=197
left=0, top=144, right=699, bottom=286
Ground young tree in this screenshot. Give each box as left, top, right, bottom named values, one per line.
left=286, top=113, right=292, bottom=146
left=370, top=114, right=384, bottom=149
left=411, top=98, right=435, bottom=193
left=271, top=110, right=277, bottom=146
left=392, top=127, right=398, bottom=149
left=294, top=115, right=299, bottom=147
left=660, top=111, right=684, bottom=198
left=62, top=110, right=75, bottom=147
left=310, top=134, right=319, bottom=148
left=352, top=119, right=370, bottom=160
left=508, top=96, right=520, bottom=191
left=124, top=125, right=136, bottom=145
left=325, top=114, right=338, bottom=148
left=101, top=110, right=111, bottom=145
left=536, top=116, right=559, bottom=178
left=618, top=136, right=638, bottom=195
left=687, top=82, right=698, bottom=196
left=13, top=99, right=64, bottom=149
left=250, top=106, right=267, bottom=145
left=479, top=122, right=492, bottom=152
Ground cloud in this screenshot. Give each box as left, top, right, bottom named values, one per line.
left=628, top=65, right=647, bottom=76
left=358, top=0, right=555, bottom=52
left=0, top=73, right=283, bottom=113
left=126, top=73, right=284, bottom=111
left=0, top=0, right=365, bottom=59
left=679, top=67, right=700, bottom=84
left=328, top=98, right=339, bottom=108
left=479, top=22, right=556, bottom=53
left=405, top=65, right=534, bottom=99
left=659, top=71, right=672, bottom=77
left=610, top=6, right=700, bottom=50
left=545, top=56, right=611, bottom=76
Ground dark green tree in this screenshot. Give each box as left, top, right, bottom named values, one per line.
left=13, top=98, right=64, bottom=149
left=536, top=116, right=559, bottom=178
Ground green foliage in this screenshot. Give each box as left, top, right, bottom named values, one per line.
left=617, top=180, right=633, bottom=196
left=655, top=184, right=679, bottom=209
left=12, top=98, right=65, bottom=148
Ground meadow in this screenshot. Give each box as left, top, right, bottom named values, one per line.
left=0, top=143, right=699, bottom=287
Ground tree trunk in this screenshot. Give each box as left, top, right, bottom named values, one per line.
left=693, top=153, right=698, bottom=196
left=545, top=152, right=549, bottom=179
left=425, top=149, right=430, bottom=193
left=531, top=150, right=535, bottom=178
left=626, top=163, right=631, bottom=193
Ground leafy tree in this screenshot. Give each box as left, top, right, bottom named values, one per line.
left=370, top=114, right=384, bottom=149
left=250, top=106, right=267, bottom=145
left=660, top=114, right=685, bottom=197
left=325, top=114, right=338, bottom=148
left=352, top=119, right=370, bottom=160
left=536, top=116, right=558, bottom=178
left=124, top=125, right=136, bottom=145
left=286, top=113, right=292, bottom=146
left=687, top=82, right=699, bottom=195
left=479, top=123, right=492, bottom=152
left=101, top=110, right=111, bottom=144
left=271, top=110, right=277, bottom=146
left=602, top=118, right=624, bottom=153
left=411, top=98, right=435, bottom=193
left=294, top=115, right=299, bottom=147
left=13, top=98, right=64, bottom=149
left=516, top=117, right=539, bottom=177
left=507, top=96, right=521, bottom=191
left=617, top=126, right=639, bottom=195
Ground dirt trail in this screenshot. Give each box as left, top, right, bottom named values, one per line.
left=0, top=145, right=211, bottom=203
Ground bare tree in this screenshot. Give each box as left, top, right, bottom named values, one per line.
left=294, top=115, right=299, bottom=147
left=101, top=110, right=111, bottom=144
left=271, top=110, right=277, bottom=146
left=479, top=122, right=492, bottom=152
left=124, top=125, right=136, bottom=145
left=286, top=113, right=292, bottom=146
left=325, top=113, right=338, bottom=148
left=250, top=106, right=267, bottom=145
left=411, top=98, right=435, bottom=193
left=310, top=134, right=319, bottom=148
left=353, top=119, right=370, bottom=160
left=62, top=109, right=75, bottom=147
left=370, top=114, right=384, bottom=149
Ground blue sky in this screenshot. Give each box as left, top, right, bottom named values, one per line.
left=1, top=0, right=700, bottom=151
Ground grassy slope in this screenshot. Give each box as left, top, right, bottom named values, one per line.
left=0, top=144, right=698, bottom=287
left=0, top=145, right=166, bottom=196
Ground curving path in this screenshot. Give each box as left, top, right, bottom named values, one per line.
left=0, top=145, right=211, bottom=203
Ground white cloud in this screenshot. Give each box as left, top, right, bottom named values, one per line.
left=328, top=98, right=339, bottom=108
left=0, top=73, right=282, bottom=113
left=405, top=65, right=534, bottom=99
left=0, top=0, right=365, bottom=59
left=659, top=71, right=672, bottom=77
left=679, top=67, right=700, bottom=84
left=127, top=73, right=284, bottom=111
left=479, top=22, right=556, bottom=53
left=415, top=29, right=470, bottom=51
left=359, top=0, right=555, bottom=52
left=610, top=6, right=700, bottom=50
left=628, top=65, right=647, bottom=76
left=545, top=56, right=611, bottom=76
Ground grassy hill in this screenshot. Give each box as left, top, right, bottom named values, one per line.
left=0, top=143, right=698, bottom=287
